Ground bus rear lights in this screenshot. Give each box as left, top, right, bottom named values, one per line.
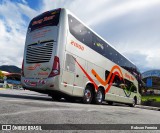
left=53, top=70, right=59, bottom=75
left=48, top=56, right=60, bottom=77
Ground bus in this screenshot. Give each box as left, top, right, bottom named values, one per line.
left=21, top=8, right=142, bottom=106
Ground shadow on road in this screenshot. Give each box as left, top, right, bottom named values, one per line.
left=0, top=93, right=52, bottom=101
left=0, top=92, right=130, bottom=107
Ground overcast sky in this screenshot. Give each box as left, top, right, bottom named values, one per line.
left=0, top=0, right=160, bottom=73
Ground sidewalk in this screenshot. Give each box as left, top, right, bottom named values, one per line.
left=135, top=105, right=160, bottom=111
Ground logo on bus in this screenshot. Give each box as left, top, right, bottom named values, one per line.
left=75, top=57, right=134, bottom=97
left=27, top=64, right=41, bottom=70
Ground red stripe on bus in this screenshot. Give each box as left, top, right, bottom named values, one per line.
left=74, top=57, right=124, bottom=94
left=105, top=71, right=121, bottom=93
left=75, top=60, right=98, bottom=90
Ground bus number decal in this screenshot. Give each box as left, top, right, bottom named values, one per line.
left=70, top=40, right=84, bottom=51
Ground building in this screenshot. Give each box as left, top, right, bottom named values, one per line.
left=0, top=70, right=21, bottom=88
left=142, top=70, right=160, bottom=94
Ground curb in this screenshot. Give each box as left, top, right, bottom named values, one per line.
left=135, top=105, right=160, bottom=111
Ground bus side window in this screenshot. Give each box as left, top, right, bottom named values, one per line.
left=105, top=70, right=110, bottom=80
left=65, top=54, right=75, bottom=72
left=92, top=35, right=105, bottom=55
left=131, top=84, right=137, bottom=93
left=112, top=75, right=121, bottom=87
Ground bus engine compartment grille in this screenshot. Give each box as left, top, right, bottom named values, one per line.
left=26, top=41, right=54, bottom=64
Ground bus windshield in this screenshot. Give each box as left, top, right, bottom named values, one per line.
left=28, top=9, right=61, bottom=32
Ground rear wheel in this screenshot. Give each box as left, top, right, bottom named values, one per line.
left=65, top=97, right=75, bottom=103
left=51, top=94, right=61, bottom=101
left=83, top=86, right=94, bottom=104
left=94, top=88, right=104, bottom=105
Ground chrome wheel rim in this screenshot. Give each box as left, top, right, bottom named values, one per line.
left=97, top=91, right=102, bottom=102
left=84, top=89, right=91, bottom=102
left=133, top=99, right=136, bottom=106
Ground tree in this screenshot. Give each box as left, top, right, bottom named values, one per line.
left=0, top=70, right=4, bottom=79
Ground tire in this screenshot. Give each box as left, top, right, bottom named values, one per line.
left=65, top=97, right=75, bottom=103
left=51, top=94, right=61, bottom=101
left=107, top=101, right=113, bottom=105
left=94, top=89, right=104, bottom=105
left=83, top=86, right=94, bottom=104
left=129, top=97, right=137, bottom=107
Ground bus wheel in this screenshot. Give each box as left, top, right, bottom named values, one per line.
left=83, top=86, right=93, bottom=104
left=94, top=89, right=104, bottom=105
left=129, top=97, right=137, bottom=107
left=65, top=97, right=75, bottom=103
left=51, top=94, right=61, bottom=101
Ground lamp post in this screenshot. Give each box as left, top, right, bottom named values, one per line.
left=3, top=76, right=7, bottom=88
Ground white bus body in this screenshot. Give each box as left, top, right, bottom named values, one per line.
left=21, top=8, right=141, bottom=106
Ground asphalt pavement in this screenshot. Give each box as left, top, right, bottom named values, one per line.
left=0, top=89, right=160, bottom=132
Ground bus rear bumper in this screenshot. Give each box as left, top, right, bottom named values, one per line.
left=21, top=76, right=59, bottom=91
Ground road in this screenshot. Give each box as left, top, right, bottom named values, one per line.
left=0, top=89, right=160, bottom=132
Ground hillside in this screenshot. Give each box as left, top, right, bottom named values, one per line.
left=0, top=65, right=21, bottom=73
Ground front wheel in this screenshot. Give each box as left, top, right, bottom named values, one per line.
left=129, top=97, right=137, bottom=107
left=83, top=86, right=93, bottom=104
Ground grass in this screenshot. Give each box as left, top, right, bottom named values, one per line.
left=142, top=95, right=160, bottom=102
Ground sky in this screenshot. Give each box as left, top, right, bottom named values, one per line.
left=0, top=0, right=160, bottom=73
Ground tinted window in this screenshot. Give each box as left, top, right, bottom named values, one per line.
left=28, top=9, right=61, bottom=32
left=68, top=15, right=92, bottom=47
left=92, top=35, right=105, bottom=55
left=68, top=14, right=141, bottom=77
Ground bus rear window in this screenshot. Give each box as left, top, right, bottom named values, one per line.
left=28, top=9, right=61, bottom=32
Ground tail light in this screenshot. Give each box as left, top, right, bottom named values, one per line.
left=49, top=56, right=60, bottom=77
left=21, top=59, right=24, bottom=77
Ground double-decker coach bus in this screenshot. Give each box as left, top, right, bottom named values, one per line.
left=21, top=8, right=142, bottom=106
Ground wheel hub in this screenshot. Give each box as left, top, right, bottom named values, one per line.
left=97, top=91, right=102, bottom=102
left=85, top=90, right=91, bottom=102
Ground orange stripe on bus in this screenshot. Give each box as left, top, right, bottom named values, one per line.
left=91, top=65, right=124, bottom=86
left=75, top=60, right=98, bottom=90
left=105, top=71, right=122, bottom=93
left=74, top=57, right=124, bottom=93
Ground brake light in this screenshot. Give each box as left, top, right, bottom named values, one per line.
left=21, top=59, right=24, bottom=77
left=48, top=56, right=60, bottom=77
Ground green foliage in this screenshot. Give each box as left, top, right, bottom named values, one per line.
left=6, top=84, right=10, bottom=88
left=0, top=70, right=4, bottom=79
left=142, top=95, right=160, bottom=102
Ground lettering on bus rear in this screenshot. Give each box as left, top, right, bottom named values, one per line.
left=28, top=9, right=61, bottom=32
